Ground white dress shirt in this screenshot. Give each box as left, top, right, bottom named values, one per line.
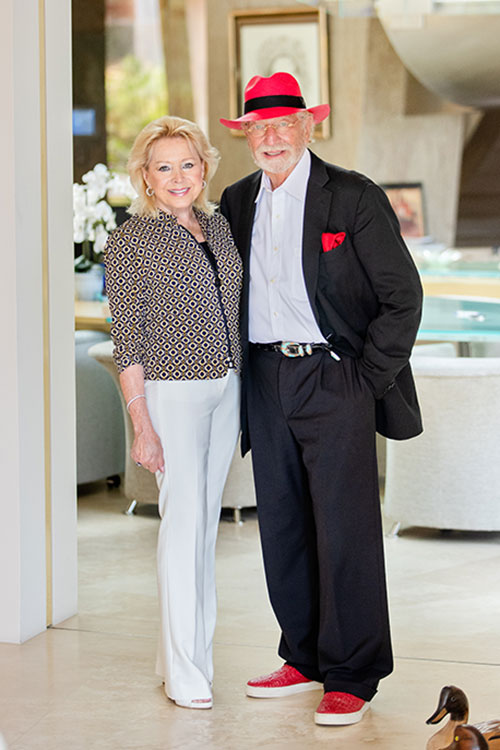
left=248, top=149, right=327, bottom=344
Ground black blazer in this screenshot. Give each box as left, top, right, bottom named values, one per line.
left=221, top=150, right=423, bottom=453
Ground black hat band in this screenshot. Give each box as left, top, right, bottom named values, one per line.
left=244, top=94, right=307, bottom=115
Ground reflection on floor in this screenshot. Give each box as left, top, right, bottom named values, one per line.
left=2, top=481, right=500, bottom=749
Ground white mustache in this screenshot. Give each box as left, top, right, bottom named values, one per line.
left=256, top=144, right=290, bottom=156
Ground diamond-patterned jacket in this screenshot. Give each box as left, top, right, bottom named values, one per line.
left=104, top=208, right=243, bottom=380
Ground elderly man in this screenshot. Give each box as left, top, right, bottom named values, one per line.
left=220, top=72, right=423, bottom=726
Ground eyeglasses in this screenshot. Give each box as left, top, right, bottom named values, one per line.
left=243, top=118, right=299, bottom=137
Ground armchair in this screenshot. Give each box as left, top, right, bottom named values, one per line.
left=384, top=356, right=500, bottom=533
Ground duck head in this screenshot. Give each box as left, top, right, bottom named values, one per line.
left=427, top=686, right=469, bottom=725
left=444, top=725, right=489, bottom=749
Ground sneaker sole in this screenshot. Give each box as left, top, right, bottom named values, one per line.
left=247, top=681, right=322, bottom=698
left=314, top=702, right=369, bottom=725
left=174, top=698, right=213, bottom=710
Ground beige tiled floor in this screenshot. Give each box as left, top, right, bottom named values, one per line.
left=2, top=482, right=500, bottom=749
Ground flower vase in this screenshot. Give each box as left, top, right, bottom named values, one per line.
left=74, top=263, right=105, bottom=301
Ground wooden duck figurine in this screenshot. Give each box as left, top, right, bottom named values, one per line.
left=426, top=686, right=500, bottom=750
left=443, top=724, right=493, bottom=749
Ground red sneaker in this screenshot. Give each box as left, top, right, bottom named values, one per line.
left=246, top=664, right=321, bottom=698
left=314, top=691, right=369, bottom=725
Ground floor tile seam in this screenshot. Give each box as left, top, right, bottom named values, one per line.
left=49, top=628, right=278, bottom=647
left=5, top=711, right=51, bottom=747
left=50, top=625, right=156, bottom=640
left=395, top=654, right=500, bottom=668
left=212, top=640, right=276, bottom=650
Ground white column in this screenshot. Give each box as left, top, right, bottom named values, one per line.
left=45, top=0, right=78, bottom=628
left=0, top=0, right=76, bottom=643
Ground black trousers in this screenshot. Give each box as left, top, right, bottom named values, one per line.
left=247, top=346, right=393, bottom=701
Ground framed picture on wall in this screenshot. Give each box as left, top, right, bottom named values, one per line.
left=381, top=183, right=427, bottom=238
left=228, top=7, right=330, bottom=138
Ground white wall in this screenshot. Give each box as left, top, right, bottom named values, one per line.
left=206, top=1, right=467, bottom=247
left=0, top=0, right=76, bottom=643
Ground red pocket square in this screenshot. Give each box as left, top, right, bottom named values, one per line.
left=322, top=232, right=346, bottom=252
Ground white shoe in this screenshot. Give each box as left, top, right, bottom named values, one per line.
left=173, top=697, right=213, bottom=710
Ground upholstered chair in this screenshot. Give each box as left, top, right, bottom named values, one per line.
left=75, top=330, right=125, bottom=485
left=384, top=355, right=500, bottom=534
left=376, top=342, right=457, bottom=483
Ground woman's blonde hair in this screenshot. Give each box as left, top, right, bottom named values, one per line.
left=127, top=116, right=220, bottom=217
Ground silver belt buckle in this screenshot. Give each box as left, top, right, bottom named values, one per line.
left=280, top=342, right=313, bottom=357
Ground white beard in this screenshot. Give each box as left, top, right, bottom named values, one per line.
left=252, top=145, right=303, bottom=175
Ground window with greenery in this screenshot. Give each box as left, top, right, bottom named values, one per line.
left=105, top=0, right=168, bottom=174
left=106, top=55, right=167, bottom=172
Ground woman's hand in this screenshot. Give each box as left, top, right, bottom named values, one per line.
left=131, top=425, right=165, bottom=474
left=119, top=364, right=165, bottom=474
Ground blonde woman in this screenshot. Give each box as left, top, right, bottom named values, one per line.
left=105, top=116, right=242, bottom=710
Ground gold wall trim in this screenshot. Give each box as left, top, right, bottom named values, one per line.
left=39, top=0, right=52, bottom=627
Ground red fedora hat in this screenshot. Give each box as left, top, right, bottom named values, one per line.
left=220, top=72, right=330, bottom=130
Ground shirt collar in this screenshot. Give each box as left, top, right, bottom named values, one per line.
left=254, top=149, right=311, bottom=204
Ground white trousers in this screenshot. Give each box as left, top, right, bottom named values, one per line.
left=145, top=370, right=240, bottom=703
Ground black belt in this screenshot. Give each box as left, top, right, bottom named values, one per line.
left=251, top=341, right=341, bottom=360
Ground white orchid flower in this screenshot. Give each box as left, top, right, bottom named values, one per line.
left=93, top=224, right=109, bottom=256
left=73, top=163, right=131, bottom=253
left=108, top=173, right=137, bottom=202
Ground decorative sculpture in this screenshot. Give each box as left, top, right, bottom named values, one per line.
left=426, top=686, right=500, bottom=749
left=442, top=725, right=490, bottom=749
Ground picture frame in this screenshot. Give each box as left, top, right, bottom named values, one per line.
left=228, top=7, right=330, bottom=138
left=381, top=183, right=427, bottom=238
